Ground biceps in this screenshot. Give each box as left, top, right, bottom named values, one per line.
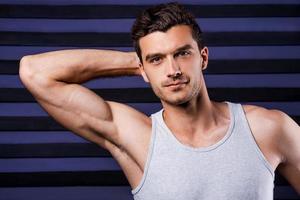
left=34, top=82, right=119, bottom=147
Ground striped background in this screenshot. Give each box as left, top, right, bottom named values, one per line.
left=0, top=0, right=299, bottom=199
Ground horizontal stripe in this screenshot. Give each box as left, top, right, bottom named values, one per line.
left=1, top=18, right=300, bottom=32
left=0, top=186, right=297, bottom=200
left=1, top=32, right=299, bottom=46
left=0, top=143, right=110, bottom=158
left=0, top=88, right=299, bottom=103
left=0, top=186, right=133, bottom=200
left=2, top=75, right=149, bottom=89
left=209, top=46, right=300, bottom=59
left=206, top=59, right=300, bottom=74
left=1, top=46, right=300, bottom=60
left=1, top=102, right=300, bottom=118
left=0, top=131, right=88, bottom=144
left=1, top=115, right=299, bottom=131
left=244, top=102, right=300, bottom=115
left=0, top=103, right=162, bottom=116
left=2, top=74, right=300, bottom=88
left=204, top=74, right=300, bottom=88
left=2, top=0, right=300, bottom=5
left=0, top=171, right=129, bottom=187
left=2, top=59, right=300, bottom=75
left=0, top=5, right=299, bottom=19
left=0, top=46, right=131, bottom=60
left=273, top=186, right=300, bottom=199
left=0, top=158, right=120, bottom=172
left=0, top=171, right=289, bottom=187
left=0, top=117, right=62, bottom=131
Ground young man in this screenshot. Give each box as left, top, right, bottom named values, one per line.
left=19, top=2, right=299, bottom=200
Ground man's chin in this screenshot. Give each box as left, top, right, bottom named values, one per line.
left=161, top=96, right=191, bottom=106
left=153, top=87, right=195, bottom=106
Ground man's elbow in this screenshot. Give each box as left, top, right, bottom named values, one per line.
left=19, top=55, right=49, bottom=89
left=19, top=55, right=36, bottom=85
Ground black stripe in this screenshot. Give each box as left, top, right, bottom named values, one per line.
left=0, top=5, right=299, bottom=19
left=0, top=88, right=159, bottom=103
left=204, top=32, right=300, bottom=46
left=1, top=32, right=299, bottom=46
left=0, top=171, right=128, bottom=187
left=2, top=59, right=300, bottom=75
left=0, top=116, right=63, bottom=131
left=0, top=171, right=290, bottom=187
left=206, top=59, right=300, bottom=74
left=0, top=143, right=110, bottom=158
left=275, top=173, right=290, bottom=186
left=292, top=116, right=300, bottom=125
left=274, top=186, right=300, bottom=199
left=0, top=115, right=299, bottom=131
left=0, top=60, right=19, bottom=74
left=0, top=88, right=299, bottom=103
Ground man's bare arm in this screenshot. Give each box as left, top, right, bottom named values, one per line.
left=276, top=111, right=300, bottom=194
left=244, top=105, right=300, bottom=194
left=19, top=49, right=144, bottom=151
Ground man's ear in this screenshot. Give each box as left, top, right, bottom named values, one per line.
left=200, top=47, right=209, bottom=70
left=139, top=63, right=149, bottom=83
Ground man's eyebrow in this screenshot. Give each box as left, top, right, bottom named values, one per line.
left=174, top=44, right=193, bottom=52
left=145, top=53, right=164, bottom=62
left=144, top=44, right=193, bottom=62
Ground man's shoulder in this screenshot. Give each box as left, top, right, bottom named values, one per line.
left=107, top=101, right=151, bottom=127
left=240, top=104, right=296, bottom=168
left=242, top=104, right=286, bottom=121
left=241, top=103, right=289, bottom=135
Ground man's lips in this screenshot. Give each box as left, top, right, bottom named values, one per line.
left=164, top=80, right=188, bottom=87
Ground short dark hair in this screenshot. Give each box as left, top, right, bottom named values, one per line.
left=131, top=2, right=204, bottom=63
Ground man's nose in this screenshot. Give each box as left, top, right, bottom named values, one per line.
left=166, top=57, right=182, bottom=78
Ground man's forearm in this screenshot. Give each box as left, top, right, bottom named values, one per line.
left=20, top=49, right=140, bottom=85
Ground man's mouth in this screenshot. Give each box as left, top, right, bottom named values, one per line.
left=165, top=77, right=189, bottom=85
left=166, top=81, right=187, bottom=87
left=164, top=80, right=189, bottom=90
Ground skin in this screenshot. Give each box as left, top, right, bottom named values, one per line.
left=19, top=25, right=300, bottom=193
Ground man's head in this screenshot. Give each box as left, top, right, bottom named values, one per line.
left=131, top=2, right=208, bottom=106
left=131, top=2, right=204, bottom=64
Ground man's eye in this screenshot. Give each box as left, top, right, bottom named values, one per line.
left=176, top=51, right=191, bottom=57
left=174, top=51, right=191, bottom=57
left=150, top=57, right=161, bottom=64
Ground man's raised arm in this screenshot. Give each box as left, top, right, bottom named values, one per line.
left=19, top=49, right=142, bottom=151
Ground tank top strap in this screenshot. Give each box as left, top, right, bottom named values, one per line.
left=233, top=102, right=275, bottom=177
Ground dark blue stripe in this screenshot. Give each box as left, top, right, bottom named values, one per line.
left=0, top=186, right=132, bottom=200
left=1, top=46, right=300, bottom=60
left=0, top=158, right=120, bottom=172
left=0, top=103, right=162, bottom=116
left=0, top=131, right=88, bottom=144
left=1, top=18, right=299, bottom=32
left=2, top=74, right=300, bottom=88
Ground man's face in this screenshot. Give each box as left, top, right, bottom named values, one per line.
left=139, top=25, right=208, bottom=106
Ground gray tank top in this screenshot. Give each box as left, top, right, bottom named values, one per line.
left=131, top=101, right=274, bottom=200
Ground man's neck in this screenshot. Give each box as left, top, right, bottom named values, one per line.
left=161, top=93, right=222, bottom=140
left=163, top=90, right=230, bottom=146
